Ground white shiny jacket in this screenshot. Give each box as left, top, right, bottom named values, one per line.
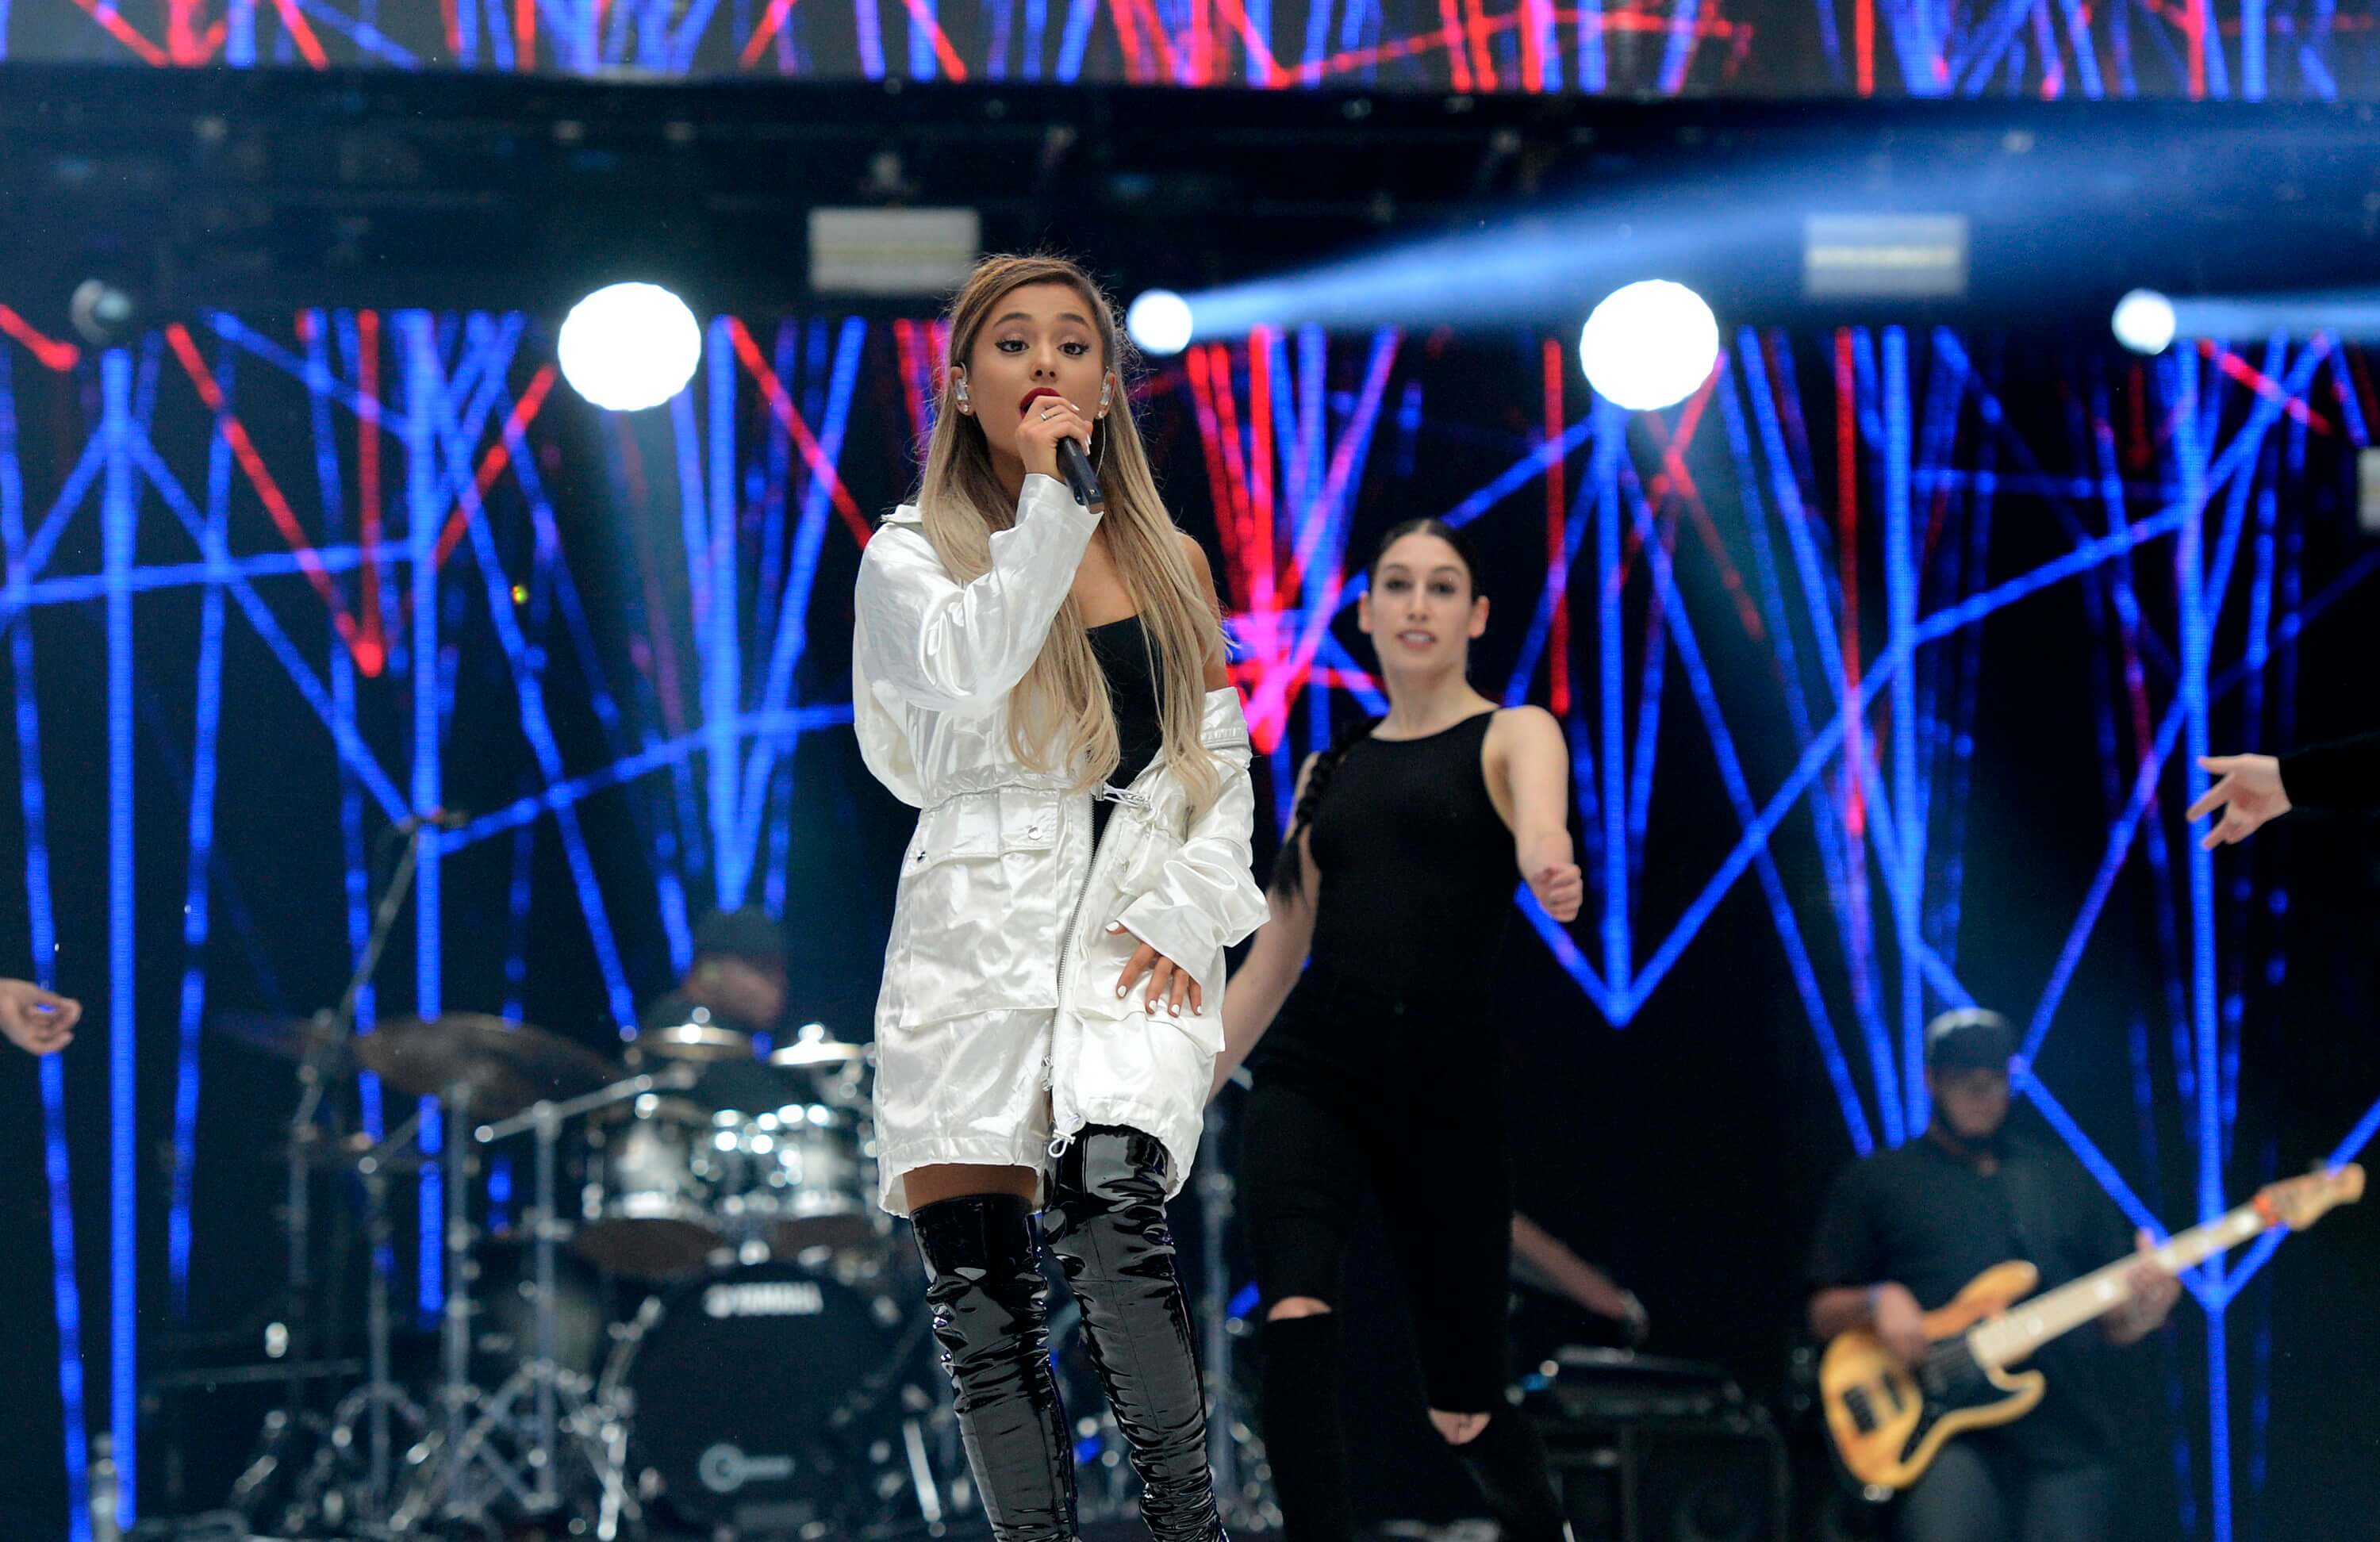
left=853, top=474, right=1269, bottom=1204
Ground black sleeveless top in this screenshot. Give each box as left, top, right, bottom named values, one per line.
left=1302, top=710, right=1512, bottom=1001
left=1089, top=615, right=1163, bottom=843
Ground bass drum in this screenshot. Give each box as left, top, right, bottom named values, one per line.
left=601, top=1260, right=934, bottom=1536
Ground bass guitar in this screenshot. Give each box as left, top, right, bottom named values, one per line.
left=1819, top=1164, right=2363, bottom=1492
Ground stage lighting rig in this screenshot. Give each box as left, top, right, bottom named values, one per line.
left=1578, top=280, right=1719, bottom=412
left=557, top=282, right=701, bottom=412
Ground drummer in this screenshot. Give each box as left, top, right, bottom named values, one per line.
left=643, top=909, right=791, bottom=1049
left=639, top=909, right=880, bottom=1119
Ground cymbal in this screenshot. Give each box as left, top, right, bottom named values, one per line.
left=209, top=1008, right=347, bottom=1063
left=355, top=1013, right=616, bottom=1118
left=640, top=1017, right=757, bottom=1063
left=768, top=1025, right=867, bottom=1068
left=770, top=1040, right=866, bottom=1067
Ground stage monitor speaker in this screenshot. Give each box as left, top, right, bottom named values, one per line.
left=1541, top=1410, right=1788, bottom=1542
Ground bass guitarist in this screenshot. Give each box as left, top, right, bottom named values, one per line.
left=1805, top=1009, right=2181, bottom=1542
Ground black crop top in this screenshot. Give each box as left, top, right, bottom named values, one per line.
left=1303, top=710, right=1514, bottom=1000
left=1090, top=614, right=1163, bottom=843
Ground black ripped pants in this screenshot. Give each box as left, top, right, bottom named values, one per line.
left=1239, top=967, right=1566, bottom=1542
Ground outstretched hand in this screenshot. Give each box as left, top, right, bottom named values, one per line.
left=1527, top=861, right=1583, bottom=923
left=2187, top=754, right=2291, bottom=850
left=0, top=979, right=80, bottom=1056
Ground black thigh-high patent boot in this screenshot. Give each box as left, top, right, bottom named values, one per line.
left=1042, top=1126, right=1226, bottom=1542
left=912, top=1193, right=1078, bottom=1542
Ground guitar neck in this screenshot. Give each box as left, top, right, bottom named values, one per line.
left=1968, top=1203, right=2267, bottom=1369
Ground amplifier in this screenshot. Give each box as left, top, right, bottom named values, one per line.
left=1528, top=1352, right=1788, bottom=1542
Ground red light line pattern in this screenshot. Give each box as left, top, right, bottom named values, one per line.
left=34, top=0, right=2344, bottom=100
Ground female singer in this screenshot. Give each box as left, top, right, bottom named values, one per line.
left=853, top=253, right=1269, bottom=1542
left=1212, top=519, right=1584, bottom=1541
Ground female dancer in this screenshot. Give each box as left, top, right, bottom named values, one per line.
left=853, top=253, right=1269, bottom=1542
left=1212, top=518, right=1584, bottom=1541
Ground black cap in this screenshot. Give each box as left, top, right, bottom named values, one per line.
left=691, top=909, right=788, bottom=971
left=1925, top=1008, right=2016, bottom=1072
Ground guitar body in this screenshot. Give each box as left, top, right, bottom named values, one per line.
left=1820, top=1262, right=2048, bottom=1492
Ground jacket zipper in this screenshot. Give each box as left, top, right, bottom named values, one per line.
left=1046, top=780, right=1153, bottom=1156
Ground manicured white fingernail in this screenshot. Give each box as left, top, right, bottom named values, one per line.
left=1106, top=921, right=1123, bottom=933
left=1116, top=985, right=1129, bottom=998
left=1169, top=1005, right=1180, bottom=1017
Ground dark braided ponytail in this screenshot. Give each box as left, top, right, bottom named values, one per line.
left=1269, top=711, right=1380, bottom=902
left=1267, top=516, right=1488, bottom=903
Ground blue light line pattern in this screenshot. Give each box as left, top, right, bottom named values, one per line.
left=403, top=313, right=447, bottom=1325
left=1188, top=323, right=2378, bottom=1542
left=1, top=308, right=2374, bottom=1540
left=102, top=347, right=140, bottom=1528
left=167, top=336, right=236, bottom=1315
left=2, top=343, right=95, bottom=1542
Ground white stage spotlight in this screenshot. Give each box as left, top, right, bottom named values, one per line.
left=2112, top=289, right=2176, bottom=356
left=558, top=282, right=702, bottom=412
left=1578, top=280, right=1719, bottom=412
left=1127, top=290, right=1194, bottom=356
left=68, top=279, right=140, bottom=349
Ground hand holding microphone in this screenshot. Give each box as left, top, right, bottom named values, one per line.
left=1017, top=387, right=1104, bottom=513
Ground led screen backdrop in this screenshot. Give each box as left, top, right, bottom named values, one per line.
left=2, top=0, right=2376, bottom=98
left=0, top=306, right=2376, bottom=1540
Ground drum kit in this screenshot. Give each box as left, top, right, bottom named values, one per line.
left=219, top=997, right=967, bottom=1541
left=206, top=827, right=1273, bottom=1540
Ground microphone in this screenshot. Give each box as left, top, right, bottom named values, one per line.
left=385, top=807, right=468, bottom=844
left=378, top=807, right=470, bottom=857
left=1019, top=388, right=1104, bottom=513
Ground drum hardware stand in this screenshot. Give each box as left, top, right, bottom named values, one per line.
left=441, top=1077, right=478, bottom=1521
left=232, top=821, right=429, bottom=1537
left=1198, top=1098, right=1278, bottom=1532
left=244, top=1110, right=434, bottom=1538
left=323, top=1103, right=434, bottom=1533
left=393, top=1071, right=686, bottom=1536
left=835, top=1289, right=953, bottom=1532
left=255, top=1105, right=434, bottom=1537
left=881, top=1273, right=966, bottom=1538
